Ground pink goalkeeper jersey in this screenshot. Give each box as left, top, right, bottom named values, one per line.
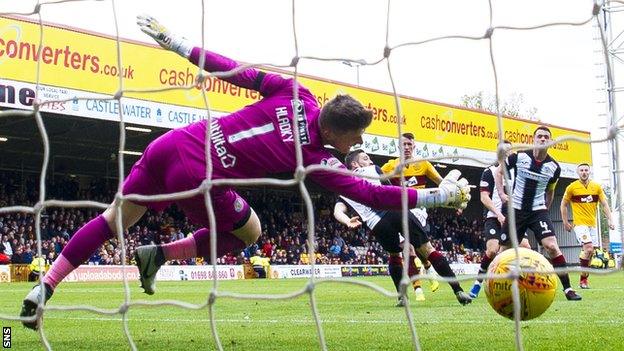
left=176, top=47, right=418, bottom=210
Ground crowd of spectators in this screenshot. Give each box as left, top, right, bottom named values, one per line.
left=1, top=171, right=487, bottom=268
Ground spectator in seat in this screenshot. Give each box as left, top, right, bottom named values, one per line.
left=0, top=245, right=10, bottom=265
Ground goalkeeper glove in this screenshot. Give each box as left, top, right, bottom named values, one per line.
left=137, top=14, right=192, bottom=58
left=416, top=169, right=471, bottom=209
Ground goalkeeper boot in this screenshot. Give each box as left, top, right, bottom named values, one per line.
left=20, top=283, right=54, bottom=330
left=455, top=291, right=473, bottom=306
left=135, top=245, right=162, bottom=295
left=469, top=282, right=481, bottom=298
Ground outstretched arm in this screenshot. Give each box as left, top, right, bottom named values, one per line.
left=308, top=156, right=470, bottom=210
left=137, top=15, right=289, bottom=96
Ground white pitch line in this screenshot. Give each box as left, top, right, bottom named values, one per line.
left=39, top=316, right=624, bottom=325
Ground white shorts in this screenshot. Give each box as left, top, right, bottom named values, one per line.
left=573, top=225, right=599, bottom=246
left=410, top=207, right=428, bottom=227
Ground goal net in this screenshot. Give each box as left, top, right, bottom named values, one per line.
left=0, top=1, right=621, bottom=350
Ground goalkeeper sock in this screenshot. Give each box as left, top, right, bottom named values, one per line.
left=193, top=228, right=246, bottom=262
left=388, top=255, right=403, bottom=293
left=428, top=250, right=463, bottom=294
left=161, top=236, right=197, bottom=262
left=44, top=215, right=114, bottom=289
left=43, top=254, right=73, bottom=290
left=551, top=254, right=572, bottom=290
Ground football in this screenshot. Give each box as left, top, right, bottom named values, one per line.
left=484, top=248, right=557, bottom=320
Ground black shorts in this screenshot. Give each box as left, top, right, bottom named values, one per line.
left=372, top=210, right=429, bottom=253
left=513, top=209, right=555, bottom=242
left=484, top=217, right=511, bottom=244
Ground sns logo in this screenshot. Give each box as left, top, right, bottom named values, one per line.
left=2, top=327, right=10, bottom=349
left=581, top=195, right=594, bottom=203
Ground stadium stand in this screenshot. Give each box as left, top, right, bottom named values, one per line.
left=1, top=170, right=500, bottom=267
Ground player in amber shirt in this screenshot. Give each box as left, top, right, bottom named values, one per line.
left=560, top=163, right=615, bottom=289
left=381, top=133, right=444, bottom=298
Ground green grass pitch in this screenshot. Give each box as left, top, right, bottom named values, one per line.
left=1, top=272, right=623, bottom=350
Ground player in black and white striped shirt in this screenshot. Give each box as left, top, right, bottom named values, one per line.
left=496, top=126, right=581, bottom=301
left=469, top=141, right=530, bottom=298
left=333, top=149, right=472, bottom=306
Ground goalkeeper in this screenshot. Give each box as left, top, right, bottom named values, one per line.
left=20, top=15, right=471, bottom=330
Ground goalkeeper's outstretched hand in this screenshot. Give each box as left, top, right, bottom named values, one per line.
left=439, top=169, right=471, bottom=209
left=136, top=14, right=192, bottom=58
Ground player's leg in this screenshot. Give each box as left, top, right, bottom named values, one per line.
left=20, top=200, right=146, bottom=330
left=409, top=207, right=439, bottom=292
left=574, top=226, right=596, bottom=288
left=532, top=211, right=581, bottom=301
left=469, top=218, right=502, bottom=298
left=371, top=216, right=407, bottom=306
left=406, top=213, right=471, bottom=305
left=400, top=240, right=425, bottom=301
left=135, top=189, right=260, bottom=294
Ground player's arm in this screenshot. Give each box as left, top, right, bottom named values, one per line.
left=495, top=163, right=507, bottom=203
left=380, top=159, right=395, bottom=175
left=480, top=168, right=505, bottom=225
left=560, top=191, right=573, bottom=231
left=598, top=188, right=616, bottom=230
left=545, top=166, right=560, bottom=209
left=137, top=15, right=288, bottom=96
left=481, top=191, right=504, bottom=225
left=307, top=155, right=470, bottom=210
left=545, top=187, right=555, bottom=209
left=375, top=165, right=392, bottom=185
left=333, top=201, right=362, bottom=229
left=425, top=161, right=444, bottom=185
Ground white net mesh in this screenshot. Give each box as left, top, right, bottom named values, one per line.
left=0, top=1, right=622, bottom=350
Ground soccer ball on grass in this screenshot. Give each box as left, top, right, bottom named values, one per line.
left=484, top=248, right=557, bottom=321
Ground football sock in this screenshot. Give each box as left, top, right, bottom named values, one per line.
left=162, top=228, right=246, bottom=262
left=388, top=255, right=403, bottom=293
left=551, top=254, right=572, bottom=290
left=44, top=215, right=113, bottom=290
left=408, top=255, right=422, bottom=290
left=428, top=250, right=462, bottom=294
left=579, top=258, right=590, bottom=279
left=476, top=253, right=494, bottom=283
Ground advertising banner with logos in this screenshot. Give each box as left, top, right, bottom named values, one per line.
left=60, top=264, right=244, bottom=283
left=0, top=15, right=591, bottom=175
left=340, top=265, right=389, bottom=277
left=157, top=264, right=244, bottom=281
left=0, top=265, right=10, bottom=283
left=12, top=264, right=478, bottom=283
left=269, top=265, right=343, bottom=279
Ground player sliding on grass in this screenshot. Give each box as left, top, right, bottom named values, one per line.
left=20, top=15, right=471, bottom=330
left=334, top=150, right=472, bottom=306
